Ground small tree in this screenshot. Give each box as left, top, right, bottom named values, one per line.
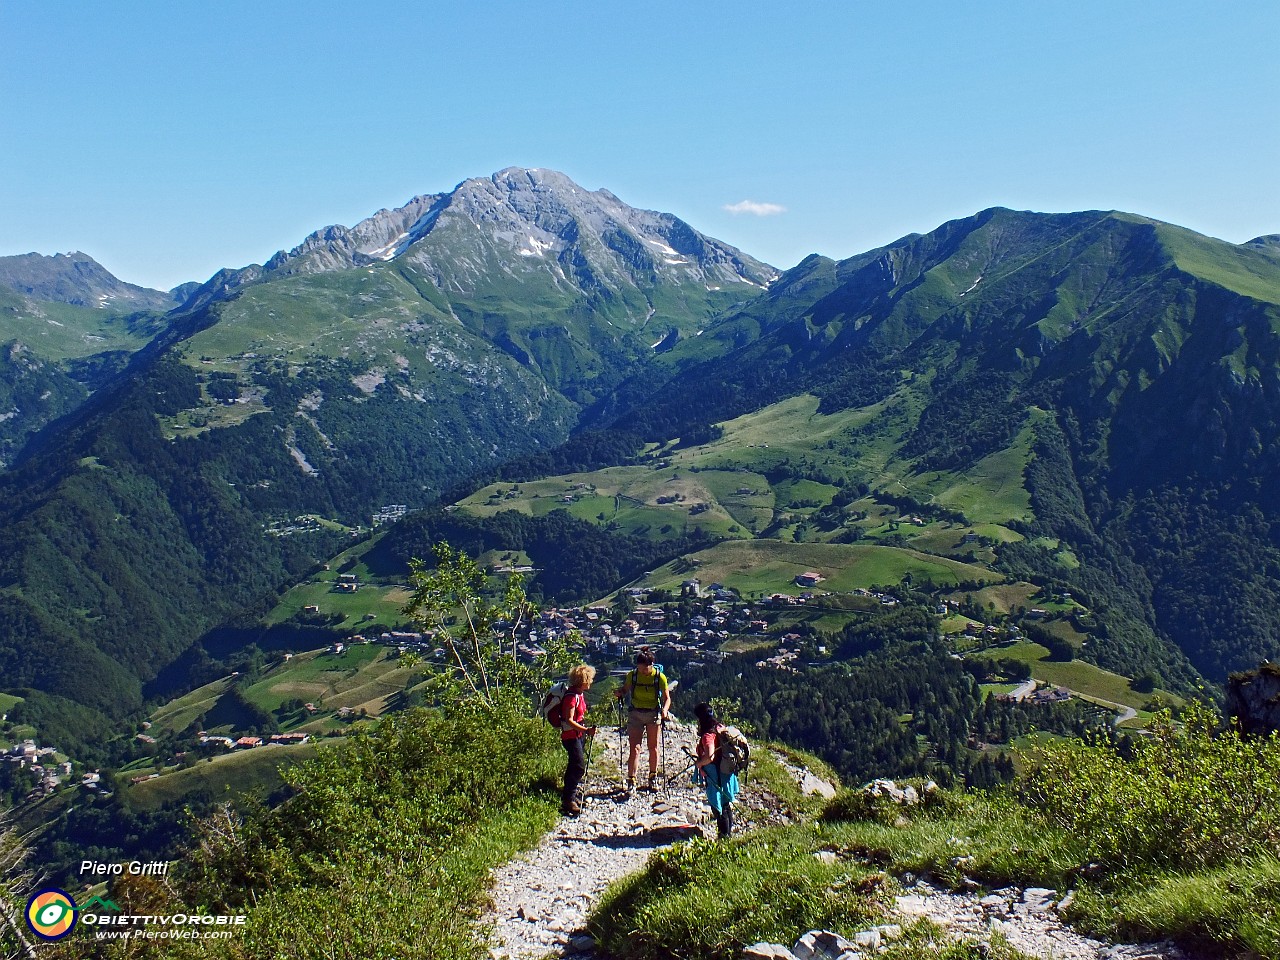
left=1131, top=672, right=1157, bottom=694
left=403, top=542, right=582, bottom=713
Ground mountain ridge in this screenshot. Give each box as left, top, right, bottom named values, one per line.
left=3, top=192, right=1280, bottom=753
left=0, top=251, right=184, bottom=311
left=565, top=206, right=1280, bottom=681
left=185, top=167, right=778, bottom=314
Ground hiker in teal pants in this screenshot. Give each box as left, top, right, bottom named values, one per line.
left=693, top=702, right=739, bottom=838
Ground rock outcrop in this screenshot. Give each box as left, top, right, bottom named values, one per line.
left=1227, top=661, right=1280, bottom=735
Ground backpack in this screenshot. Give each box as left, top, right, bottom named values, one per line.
left=625, top=666, right=668, bottom=709
left=716, top=724, right=751, bottom=776
left=540, top=681, right=571, bottom=728
left=627, top=663, right=666, bottom=682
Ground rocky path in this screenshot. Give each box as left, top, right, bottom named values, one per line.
left=483, top=722, right=712, bottom=960
left=890, top=883, right=1192, bottom=960
left=746, top=885, right=1196, bottom=960
left=483, top=740, right=1196, bottom=960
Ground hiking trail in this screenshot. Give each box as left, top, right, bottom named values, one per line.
left=481, top=726, right=1193, bottom=960
left=483, top=720, right=797, bottom=959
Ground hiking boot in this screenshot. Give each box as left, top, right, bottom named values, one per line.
left=561, top=800, right=581, bottom=816
left=646, top=775, right=658, bottom=792
left=625, top=778, right=636, bottom=794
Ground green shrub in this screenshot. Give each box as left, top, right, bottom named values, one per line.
left=174, top=704, right=563, bottom=959
left=1020, top=702, right=1280, bottom=871
left=821, top=790, right=1086, bottom=891
left=1062, top=857, right=1280, bottom=958
left=815, top=705, right=1280, bottom=957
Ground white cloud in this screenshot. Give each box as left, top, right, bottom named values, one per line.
left=723, top=200, right=787, bottom=216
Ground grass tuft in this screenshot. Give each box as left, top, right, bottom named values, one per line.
left=589, top=827, right=891, bottom=960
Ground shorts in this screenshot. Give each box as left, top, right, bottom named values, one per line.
left=627, top=708, right=659, bottom=738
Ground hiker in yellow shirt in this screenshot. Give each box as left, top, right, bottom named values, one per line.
left=614, top=650, right=671, bottom=792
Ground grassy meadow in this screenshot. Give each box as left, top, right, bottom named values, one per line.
left=972, top=641, right=1183, bottom=713
left=149, top=677, right=236, bottom=736
left=126, top=742, right=320, bottom=811
left=644, top=540, right=1000, bottom=597
left=454, top=391, right=1039, bottom=588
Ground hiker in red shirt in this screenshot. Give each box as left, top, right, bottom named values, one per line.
left=560, top=663, right=597, bottom=816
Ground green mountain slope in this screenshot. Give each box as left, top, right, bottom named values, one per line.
left=152, top=167, right=777, bottom=521
left=0, top=171, right=776, bottom=743
left=6, top=199, right=1280, bottom=754
left=585, top=209, right=1280, bottom=681
left=0, top=272, right=175, bottom=468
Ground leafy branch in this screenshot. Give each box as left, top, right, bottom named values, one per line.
left=403, top=542, right=583, bottom=713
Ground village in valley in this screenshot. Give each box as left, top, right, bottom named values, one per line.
left=0, top=546, right=1137, bottom=817
left=0, top=475, right=1159, bottom=816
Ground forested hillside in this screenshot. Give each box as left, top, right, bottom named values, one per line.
left=0, top=271, right=175, bottom=468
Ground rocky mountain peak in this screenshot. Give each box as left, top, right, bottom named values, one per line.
left=0, top=251, right=179, bottom=311
left=260, top=192, right=447, bottom=278
left=256, top=168, right=779, bottom=295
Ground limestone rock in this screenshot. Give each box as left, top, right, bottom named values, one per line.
left=853, top=928, right=881, bottom=951
left=793, top=929, right=860, bottom=960
left=862, top=778, right=922, bottom=805
left=801, top=771, right=837, bottom=798
left=1013, top=887, right=1058, bottom=916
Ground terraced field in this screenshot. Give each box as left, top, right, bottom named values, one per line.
left=127, top=743, right=319, bottom=811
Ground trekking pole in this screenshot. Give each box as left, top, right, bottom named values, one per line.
left=659, top=713, right=668, bottom=795
left=581, top=731, right=596, bottom=809
left=665, top=745, right=697, bottom=787
left=616, top=699, right=626, bottom=787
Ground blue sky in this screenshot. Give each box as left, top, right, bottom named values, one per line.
left=2, top=1, right=1276, bottom=291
